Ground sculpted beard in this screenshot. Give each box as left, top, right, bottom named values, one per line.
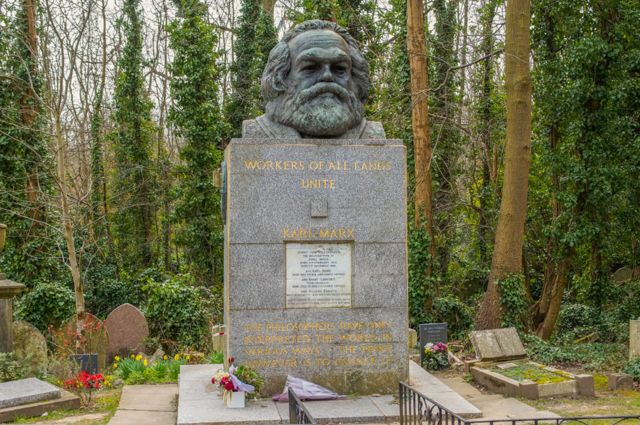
left=266, top=82, right=364, bottom=137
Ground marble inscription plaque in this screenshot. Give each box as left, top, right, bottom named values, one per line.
left=286, top=243, right=351, bottom=308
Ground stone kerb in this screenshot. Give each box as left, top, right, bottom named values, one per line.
left=105, top=303, right=149, bottom=359
left=224, top=137, right=408, bottom=395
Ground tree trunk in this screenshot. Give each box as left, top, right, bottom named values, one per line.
left=476, top=0, right=532, bottom=330
left=407, top=0, right=436, bottom=278
left=55, top=114, right=85, bottom=318
left=22, top=0, right=43, bottom=227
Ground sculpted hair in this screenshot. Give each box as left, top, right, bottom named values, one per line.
left=261, top=20, right=370, bottom=104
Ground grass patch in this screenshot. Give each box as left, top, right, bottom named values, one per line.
left=13, top=388, right=121, bottom=424
left=491, top=363, right=571, bottom=384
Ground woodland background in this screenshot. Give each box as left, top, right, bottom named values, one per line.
left=0, top=0, right=639, bottom=366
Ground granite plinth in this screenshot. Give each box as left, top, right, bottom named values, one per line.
left=224, top=138, right=408, bottom=395
left=0, top=388, right=79, bottom=423
left=0, top=378, right=61, bottom=409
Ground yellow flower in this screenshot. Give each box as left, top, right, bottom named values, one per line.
left=136, top=354, right=143, bottom=361
left=130, top=354, right=135, bottom=359
left=163, top=355, right=168, bottom=360
left=186, top=354, right=191, bottom=361
left=174, top=354, right=180, bottom=361
left=114, top=355, right=121, bottom=362
left=113, top=363, right=118, bottom=369
left=143, top=359, right=148, bottom=367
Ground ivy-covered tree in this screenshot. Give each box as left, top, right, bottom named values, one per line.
left=225, top=0, right=276, bottom=137
left=113, top=0, right=157, bottom=269
left=169, top=0, right=226, bottom=286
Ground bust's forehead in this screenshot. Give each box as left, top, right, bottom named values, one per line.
left=288, top=29, right=349, bottom=57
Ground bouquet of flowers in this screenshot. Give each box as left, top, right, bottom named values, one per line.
left=422, top=342, right=450, bottom=371
left=210, top=358, right=257, bottom=407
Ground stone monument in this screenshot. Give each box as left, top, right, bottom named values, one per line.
left=0, top=224, right=26, bottom=353
left=224, top=20, right=408, bottom=395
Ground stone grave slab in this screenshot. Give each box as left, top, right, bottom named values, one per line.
left=0, top=378, right=60, bottom=409
left=0, top=388, right=80, bottom=423
left=630, top=320, right=640, bottom=360
left=105, top=303, right=149, bottom=359
left=470, top=327, right=526, bottom=361
left=12, top=320, right=48, bottom=374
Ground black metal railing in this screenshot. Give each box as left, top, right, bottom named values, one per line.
left=399, top=381, right=640, bottom=425
left=288, top=387, right=317, bottom=424
left=399, top=381, right=468, bottom=425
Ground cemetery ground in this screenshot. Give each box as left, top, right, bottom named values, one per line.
left=2, top=346, right=639, bottom=424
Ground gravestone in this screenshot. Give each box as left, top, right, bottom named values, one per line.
left=55, top=313, right=109, bottom=371
left=470, top=328, right=526, bottom=361
left=0, top=378, right=60, bottom=409
left=630, top=320, right=640, bottom=360
left=12, top=321, right=48, bottom=374
left=105, top=303, right=149, bottom=359
left=224, top=20, right=408, bottom=395
left=419, top=323, right=448, bottom=365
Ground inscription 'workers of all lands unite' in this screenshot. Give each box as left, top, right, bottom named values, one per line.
left=243, top=159, right=392, bottom=190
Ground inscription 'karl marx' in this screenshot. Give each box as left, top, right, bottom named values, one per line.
left=282, top=227, right=354, bottom=239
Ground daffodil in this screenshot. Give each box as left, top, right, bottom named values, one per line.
left=114, top=355, right=121, bottom=362
left=113, top=363, right=118, bottom=369
left=174, top=354, right=180, bottom=361
left=136, top=354, right=143, bottom=361
left=143, top=359, right=148, bottom=367
left=186, top=354, right=191, bottom=361
left=163, top=355, right=168, bottom=360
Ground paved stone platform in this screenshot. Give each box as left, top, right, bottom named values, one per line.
left=108, top=384, right=177, bottom=425
left=176, top=363, right=479, bottom=424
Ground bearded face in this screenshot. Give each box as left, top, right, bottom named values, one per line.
left=264, top=29, right=365, bottom=137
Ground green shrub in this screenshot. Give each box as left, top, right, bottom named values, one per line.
left=0, top=353, right=29, bottom=382
left=623, top=358, right=640, bottom=381
left=497, top=274, right=528, bottom=331
left=234, top=365, right=264, bottom=394
left=522, top=333, right=626, bottom=371
left=432, top=295, right=474, bottom=340
left=143, top=274, right=210, bottom=351
left=555, top=303, right=625, bottom=343
left=14, top=281, right=75, bottom=332
left=85, top=264, right=146, bottom=318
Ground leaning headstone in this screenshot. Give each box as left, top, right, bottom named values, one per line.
left=419, top=323, right=448, bottom=364
left=630, top=320, right=640, bottom=360
left=104, top=303, right=149, bottom=360
left=613, top=267, right=634, bottom=283
left=12, top=321, right=48, bottom=374
left=0, top=378, right=60, bottom=409
left=55, top=313, right=109, bottom=371
left=470, top=328, right=526, bottom=361
left=224, top=20, right=408, bottom=395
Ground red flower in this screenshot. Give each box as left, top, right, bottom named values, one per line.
left=211, top=377, right=216, bottom=385
left=224, top=381, right=235, bottom=391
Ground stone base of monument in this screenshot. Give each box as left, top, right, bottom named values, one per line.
left=177, top=363, right=483, bottom=424
left=0, top=378, right=80, bottom=423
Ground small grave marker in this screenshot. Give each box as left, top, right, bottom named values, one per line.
left=105, top=303, right=149, bottom=359
left=419, top=323, right=448, bottom=364
left=12, top=321, right=47, bottom=374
